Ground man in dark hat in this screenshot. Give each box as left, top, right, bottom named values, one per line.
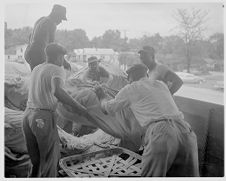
left=82, top=56, right=112, bottom=84
left=99, top=63, right=199, bottom=177
left=138, top=46, right=183, bottom=94
left=23, top=43, right=89, bottom=177
left=24, top=4, right=71, bottom=71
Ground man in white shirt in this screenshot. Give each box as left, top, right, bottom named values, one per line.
left=22, top=43, right=89, bottom=177
left=100, top=64, right=199, bottom=176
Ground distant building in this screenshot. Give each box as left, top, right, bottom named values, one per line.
left=5, top=44, right=27, bottom=63
left=74, top=48, right=119, bottom=65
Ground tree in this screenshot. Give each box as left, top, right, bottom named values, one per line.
left=5, top=27, right=32, bottom=48
left=209, top=33, right=224, bottom=60
left=141, top=33, right=163, bottom=52
left=55, top=29, right=90, bottom=51
left=101, top=30, right=124, bottom=51
left=174, top=8, right=208, bottom=72
left=90, top=36, right=103, bottom=48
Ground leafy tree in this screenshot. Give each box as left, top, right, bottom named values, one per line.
left=174, top=8, right=208, bottom=72
left=5, top=26, right=32, bottom=48
left=209, top=33, right=224, bottom=60
left=55, top=29, right=90, bottom=51
left=101, top=30, right=124, bottom=51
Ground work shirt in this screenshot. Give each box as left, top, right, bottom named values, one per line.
left=83, top=66, right=109, bottom=82
left=27, top=63, right=66, bottom=111
left=102, top=77, right=183, bottom=127
left=30, top=16, right=56, bottom=46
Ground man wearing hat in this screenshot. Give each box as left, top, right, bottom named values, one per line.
left=23, top=43, right=90, bottom=177
left=24, top=4, right=71, bottom=71
left=82, top=56, right=112, bottom=84
left=138, top=46, right=183, bottom=94
left=99, top=63, right=199, bottom=177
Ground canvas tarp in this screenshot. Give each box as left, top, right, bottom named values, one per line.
left=57, top=88, right=143, bottom=152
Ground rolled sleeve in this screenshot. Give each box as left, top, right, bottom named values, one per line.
left=51, top=67, right=66, bottom=94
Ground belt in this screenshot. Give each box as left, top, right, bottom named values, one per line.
left=28, top=107, right=55, bottom=113
left=148, top=118, right=172, bottom=126
left=142, top=118, right=172, bottom=132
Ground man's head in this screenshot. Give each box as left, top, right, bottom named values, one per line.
left=45, top=43, right=67, bottom=66
left=88, top=56, right=99, bottom=71
left=126, top=64, right=148, bottom=83
left=50, top=4, right=67, bottom=25
left=138, top=46, right=155, bottom=63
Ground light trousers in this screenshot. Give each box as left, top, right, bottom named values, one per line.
left=141, top=119, right=199, bottom=177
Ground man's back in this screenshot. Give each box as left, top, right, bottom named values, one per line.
left=30, top=16, right=56, bottom=46
left=27, top=63, right=65, bottom=110
left=121, top=78, right=182, bottom=126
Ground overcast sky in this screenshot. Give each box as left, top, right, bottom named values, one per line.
left=4, top=1, right=224, bottom=39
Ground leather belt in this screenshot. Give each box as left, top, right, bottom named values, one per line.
left=28, top=107, right=55, bottom=113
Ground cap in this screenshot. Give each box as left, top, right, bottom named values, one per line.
left=45, top=43, right=67, bottom=58
left=51, top=4, right=67, bottom=20
left=88, top=56, right=98, bottom=64
left=138, top=46, right=155, bottom=55
left=126, top=63, right=148, bottom=76
left=143, top=46, right=155, bottom=54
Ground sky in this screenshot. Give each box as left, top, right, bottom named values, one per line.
left=4, top=0, right=224, bottom=39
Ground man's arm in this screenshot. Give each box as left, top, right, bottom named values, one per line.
left=100, top=85, right=130, bottom=114
left=164, top=70, right=183, bottom=94
left=99, top=67, right=112, bottom=84
left=53, top=77, right=88, bottom=116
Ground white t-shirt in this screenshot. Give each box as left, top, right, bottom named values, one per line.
left=103, top=77, right=183, bottom=127
left=27, top=63, right=66, bottom=111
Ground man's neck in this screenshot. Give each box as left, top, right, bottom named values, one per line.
left=146, top=61, right=157, bottom=72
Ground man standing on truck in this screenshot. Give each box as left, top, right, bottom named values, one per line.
left=138, top=46, right=183, bottom=94
left=24, top=4, right=71, bottom=71
left=23, top=43, right=89, bottom=177
left=99, top=63, right=199, bottom=177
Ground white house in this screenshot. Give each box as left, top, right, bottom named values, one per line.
left=5, top=44, right=27, bottom=63
left=74, top=48, right=119, bottom=65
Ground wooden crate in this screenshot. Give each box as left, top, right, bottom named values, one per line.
left=59, top=147, right=142, bottom=177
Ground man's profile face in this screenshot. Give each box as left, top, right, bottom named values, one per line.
left=140, top=51, right=154, bottom=65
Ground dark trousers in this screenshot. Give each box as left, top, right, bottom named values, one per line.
left=22, top=108, right=60, bottom=177
left=24, top=43, right=46, bottom=71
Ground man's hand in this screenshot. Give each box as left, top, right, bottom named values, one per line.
left=94, top=85, right=106, bottom=100
left=63, top=59, right=71, bottom=71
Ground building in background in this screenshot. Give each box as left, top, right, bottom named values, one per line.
left=74, top=48, right=119, bottom=65
left=5, top=44, right=27, bottom=63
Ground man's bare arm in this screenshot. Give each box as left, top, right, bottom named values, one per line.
left=164, top=70, right=183, bottom=94
left=53, top=77, right=88, bottom=116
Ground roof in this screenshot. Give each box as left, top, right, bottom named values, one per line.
left=5, top=47, right=16, bottom=55
left=74, top=48, right=115, bottom=55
